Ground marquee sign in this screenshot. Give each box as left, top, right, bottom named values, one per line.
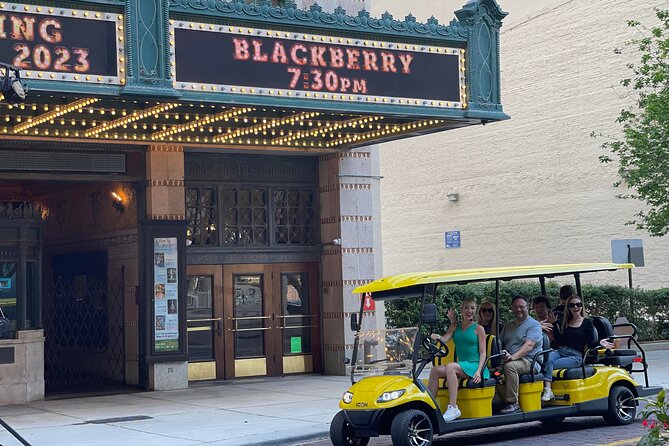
left=0, top=2, right=124, bottom=85
left=171, top=21, right=466, bottom=109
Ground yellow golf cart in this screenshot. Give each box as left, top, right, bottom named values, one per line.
left=330, top=263, right=661, bottom=446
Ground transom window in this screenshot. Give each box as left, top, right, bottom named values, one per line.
left=186, top=185, right=317, bottom=247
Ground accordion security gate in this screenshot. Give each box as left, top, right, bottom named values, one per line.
left=43, top=278, right=125, bottom=393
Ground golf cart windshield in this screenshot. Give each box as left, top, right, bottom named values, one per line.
left=350, top=327, right=418, bottom=380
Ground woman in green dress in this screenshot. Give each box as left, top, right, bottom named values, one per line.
left=427, top=298, right=490, bottom=421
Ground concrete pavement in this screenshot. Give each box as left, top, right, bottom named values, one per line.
left=0, top=347, right=666, bottom=446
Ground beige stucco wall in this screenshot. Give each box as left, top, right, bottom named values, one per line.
left=372, top=0, right=669, bottom=289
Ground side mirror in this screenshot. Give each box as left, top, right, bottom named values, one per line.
left=422, top=303, right=438, bottom=324
left=350, top=313, right=360, bottom=331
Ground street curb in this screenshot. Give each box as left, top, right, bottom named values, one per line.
left=256, top=430, right=330, bottom=446
left=640, top=341, right=669, bottom=352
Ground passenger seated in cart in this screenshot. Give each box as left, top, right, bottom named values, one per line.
left=499, top=295, right=543, bottom=414
left=478, top=301, right=497, bottom=335
left=533, top=295, right=557, bottom=347
left=552, top=284, right=575, bottom=323
left=541, top=295, right=615, bottom=402
left=427, top=298, right=489, bottom=422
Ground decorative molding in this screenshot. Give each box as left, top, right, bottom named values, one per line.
left=343, top=247, right=373, bottom=254
left=125, top=321, right=139, bottom=327
left=325, top=343, right=354, bottom=351
left=320, top=215, right=372, bottom=224
left=148, top=145, right=184, bottom=153
left=323, top=311, right=374, bottom=319
left=187, top=249, right=320, bottom=265
left=320, top=152, right=370, bottom=160
left=323, top=279, right=372, bottom=287
left=148, top=214, right=186, bottom=220
left=147, top=180, right=185, bottom=187
left=319, top=183, right=371, bottom=192
left=168, top=0, right=469, bottom=43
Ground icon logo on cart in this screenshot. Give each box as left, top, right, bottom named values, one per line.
left=356, top=402, right=368, bottom=407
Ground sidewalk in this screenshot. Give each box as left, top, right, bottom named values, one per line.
left=0, top=345, right=667, bottom=446
left=0, top=374, right=349, bottom=446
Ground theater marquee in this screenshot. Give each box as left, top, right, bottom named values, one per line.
left=171, top=21, right=467, bottom=109
left=0, top=2, right=124, bottom=85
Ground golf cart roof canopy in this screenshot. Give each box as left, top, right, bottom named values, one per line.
left=354, top=263, right=633, bottom=299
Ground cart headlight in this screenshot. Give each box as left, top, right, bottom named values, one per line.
left=377, top=389, right=405, bottom=403
left=342, top=391, right=354, bottom=404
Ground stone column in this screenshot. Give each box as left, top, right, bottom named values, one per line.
left=144, top=144, right=189, bottom=390
left=320, top=145, right=381, bottom=375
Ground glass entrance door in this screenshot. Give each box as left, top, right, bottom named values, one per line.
left=222, top=263, right=319, bottom=379
left=186, top=265, right=223, bottom=381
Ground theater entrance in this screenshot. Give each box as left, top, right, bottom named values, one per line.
left=186, top=263, right=320, bottom=380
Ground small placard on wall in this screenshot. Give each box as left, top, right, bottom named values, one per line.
left=445, top=231, right=461, bottom=249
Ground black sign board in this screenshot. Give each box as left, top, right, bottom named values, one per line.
left=173, top=23, right=464, bottom=108
left=0, top=3, right=122, bottom=84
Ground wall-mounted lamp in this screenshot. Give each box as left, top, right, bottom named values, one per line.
left=111, top=191, right=125, bottom=213
left=324, top=238, right=342, bottom=246
left=446, top=193, right=459, bottom=202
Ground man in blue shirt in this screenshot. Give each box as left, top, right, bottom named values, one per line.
left=499, top=295, right=543, bottom=414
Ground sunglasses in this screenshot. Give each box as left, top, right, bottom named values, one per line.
left=480, top=308, right=494, bottom=314
left=568, top=302, right=583, bottom=309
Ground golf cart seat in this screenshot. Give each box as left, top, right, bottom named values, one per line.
left=434, top=334, right=500, bottom=389
left=552, top=366, right=596, bottom=380
left=430, top=335, right=500, bottom=419
left=591, top=316, right=639, bottom=370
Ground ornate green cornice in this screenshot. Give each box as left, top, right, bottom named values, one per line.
left=168, top=0, right=469, bottom=43
left=455, top=0, right=507, bottom=118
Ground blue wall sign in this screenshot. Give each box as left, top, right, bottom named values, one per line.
left=445, top=231, right=461, bottom=249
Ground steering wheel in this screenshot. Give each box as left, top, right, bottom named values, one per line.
left=422, top=336, right=448, bottom=358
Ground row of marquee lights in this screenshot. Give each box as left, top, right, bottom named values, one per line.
left=169, top=21, right=468, bottom=109
left=2, top=99, right=444, bottom=147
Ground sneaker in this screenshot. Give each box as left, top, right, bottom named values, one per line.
left=541, top=388, right=555, bottom=402
left=443, top=405, right=462, bottom=421
left=499, top=403, right=521, bottom=414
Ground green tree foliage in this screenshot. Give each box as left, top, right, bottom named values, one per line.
left=599, top=9, right=669, bottom=236
left=384, top=282, right=669, bottom=341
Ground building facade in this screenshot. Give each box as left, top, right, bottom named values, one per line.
left=0, top=0, right=508, bottom=403
left=375, top=0, right=669, bottom=289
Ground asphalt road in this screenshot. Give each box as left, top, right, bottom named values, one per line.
left=300, top=415, right=644, bottom=446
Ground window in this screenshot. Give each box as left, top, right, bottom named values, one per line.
left=186, top=188, right=217, bottom=246
left=222, top=188, right=268, bottom=246
left=274, top=189, right=315, bottom=245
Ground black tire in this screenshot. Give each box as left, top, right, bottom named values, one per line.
left=330, top=410, right=370, bottom=446
left=603, top=385, right=636, bottom=426
left=390, top=409, right=433, bottom=446
left=540, top=415, right=566, bottom=427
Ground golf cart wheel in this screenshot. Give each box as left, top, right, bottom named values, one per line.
left=603, top=385, right=636, bottom=426
left=390, top=409, right=433, bottom=446
left=330, top=410, right=370, bottom=446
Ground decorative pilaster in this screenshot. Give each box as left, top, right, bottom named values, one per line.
left=124, top=0, right=178, bottom=96
left=319, top=148, right=380, bottom=375
left=455, top=0, right=508, bottom=119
